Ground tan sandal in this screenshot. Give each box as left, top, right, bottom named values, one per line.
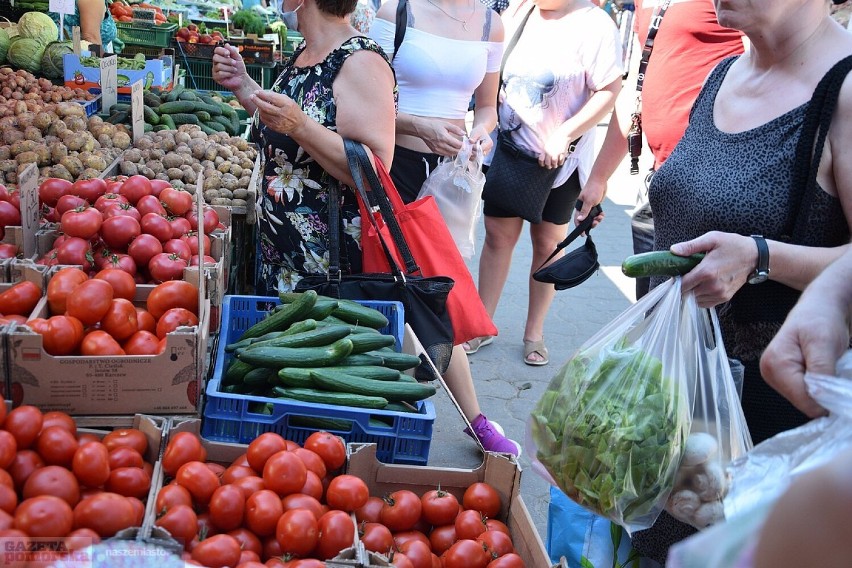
left=523, top=339, right=549, bottom=366
left=463, top=335, right=494, bottom=355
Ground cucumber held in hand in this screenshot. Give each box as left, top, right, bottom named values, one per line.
left=622, top=251, right=705, bottom=278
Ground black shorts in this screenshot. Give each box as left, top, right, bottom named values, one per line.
left=388, top=145, right=442, bottom=204
left=483, top=168, right=582, bottom=225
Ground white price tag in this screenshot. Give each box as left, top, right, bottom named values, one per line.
left=18, top=163, right=38, bottom=260
left=100, top=55, right=118, bottom=116
left=49, top=0, right=74, bottom=14
left=131, top=80, right=145, bottom=143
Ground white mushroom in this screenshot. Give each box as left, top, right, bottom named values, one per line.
left=682, top=432, right=719, bottom=466
left=692, top=501, right=724, bottom=528
left=695, top=461, right=728, bottom=502
left=668, top=489, right=701, bottom=521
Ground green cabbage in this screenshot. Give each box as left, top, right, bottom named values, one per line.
left=7, top=37, right=45, bottom=73
left=0, top=28, right=9, bottom=64
left=16, top=12, right=58, bottom=47
left=40, top=41, right=72, bottom=79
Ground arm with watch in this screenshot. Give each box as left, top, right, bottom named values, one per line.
left=666, top=232, right=851, bottom=309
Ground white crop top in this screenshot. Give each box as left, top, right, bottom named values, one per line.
left=370, top=18, right=503, bottom=119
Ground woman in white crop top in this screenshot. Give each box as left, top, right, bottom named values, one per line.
left=370, top=0, right=523, bottom=457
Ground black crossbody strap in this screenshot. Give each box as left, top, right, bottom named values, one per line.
left=392, top=0, right=408, bottom=61
left=534, top=204, right=602, bottom=272
left=499, top=5, right=534, bottom=87
left=636, top=0, right=672, bottom=95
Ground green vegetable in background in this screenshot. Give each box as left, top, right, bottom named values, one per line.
left=231, top=9, right=267, bottom=36
left=530, top=338, right=689, bottom=527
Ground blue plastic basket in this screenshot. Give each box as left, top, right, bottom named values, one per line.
left=77, top=96, right=101, bottom=117
left=203, top=294, right=435, bottom=465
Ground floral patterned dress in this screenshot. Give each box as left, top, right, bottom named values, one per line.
left=251, top=36, right=394, bottom=296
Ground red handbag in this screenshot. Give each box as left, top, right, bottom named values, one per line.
left=359, top=155, right=497, bottom=345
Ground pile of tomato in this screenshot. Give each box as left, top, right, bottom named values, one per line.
left=31, top=269, right=198, bottom=356
left=0, top=279, right=42, bottom=326
left=154, top=430, right=524, bottom=568
left=0, top=404, right=156, bottom=564
left=36, top=176, right=220, bottom=284
left=0, top=184, right=21, bottom=258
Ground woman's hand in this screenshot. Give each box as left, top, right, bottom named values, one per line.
left=417, top=118, right=466, bottom=156
left=467, top=125, right=494, bottom=155
left=540, top=131, right=573, bottom=170
left=212, top=45, right=248, bottom=91
left=670, top=231, right=757, bottom=308
left=250, top=90, right=308, bottom=136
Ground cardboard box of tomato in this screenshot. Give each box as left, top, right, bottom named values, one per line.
left=4, top=285, right=210, bottom=416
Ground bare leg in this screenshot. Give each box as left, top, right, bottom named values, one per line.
left=443, top=344, right=481, bottom=420
left=524, top=220, right=570, bottom=363
left=477, top=215, right=525, bottom=319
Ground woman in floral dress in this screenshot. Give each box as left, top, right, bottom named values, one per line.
left=212, top=0, right=397, bottom=295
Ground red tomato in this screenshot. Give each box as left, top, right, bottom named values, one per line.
left=163, top=238, right=192, bottom=261
left=299, top=470, right=324, bottom=502
left=291, top=447, right=327, bottom=479
left=176, top=461, right=220, bottom=505
left=316, top=509, right=355, bottom=560
left=221, top=465, right=255, bottom=485
left=421, top=488, right=460, bottom=527
left=325, top=474, right=369, bottom=512
left=155, top=307, right=199, bottom=339
left=100, top=299, right=138, bottom=341
left=40, top=315, right=84, bottom=355
left=147, top=280, right=198, bottom=317
left=65, top=527, right=101, bottom=552
left=123, top=330, right=160, bottom=355
left=72, top=178, right=108, bottom=204
left=275, top=508, right=319, bottom=557
left=155, top=483, right=193, bottom=515
left=101, top=215, right=141, bottom=250
left=94, top=268, right=136, bottom=301
left=442, top=539, right=490, bottom=568
left=208, top=484, right=245, bottom=532
left=127, top=496, right=145, bottom=526
left=0, top=243, right=17, bottom=259
left=22, top=465, right=80, bottom=507
left=35, top=426, right=78, bottom=467
left=304, top=431, right=346, bottom=471
left=281, top=494, right=323, bottom=521
left=180, top=231, right=210, bottom=256
left=263, top=451, right=307, bottom=497
left=106, top=467, right=151, bottom=499
left=169, top=216, right=192, bottom=239
left=136, top=195, right=167, bottom=218
left=0, top=280, right=41, bottom=317
left=61, top=207, right=103, bottom=240
left=245, top=490, right=283, bottom=537
left=484, top=519, right=510, bottom=536
left=355, top=496, right=385, bottom=524
left=455, top=509, right=487, bottom=541
left=393, top=530, right=430, bottom=550
left=463, top=483, right=501, bottom=519
left=72, top=442, right=111, bottom=487
left=135, top=307, right=157, bottom=333
left=5, top=406, right=43, bottom=449
left=162, top=432, right=206, bottom=477
left=148, top=252, right=187, bottom=283
left=119, top=175, right=153, bottom=205
left=485, top=553, right=525, bottom=568
left=149, top=179, right=171, bottom=197
left=188, top=207, right=220, bottom=234
left=0, top=485, right=16, bottom=516
left=361, top=522, right=394, bottom=554
left=128, top=234, right=163, bottom=268
left=14, top=495, right=73, bottom=538
left=66, top=279, right=113, bottom=326
left=0, top=431, right=16, bottom=470
left=55, top=237, right=93, bottom=271
left=429, top=524, right=457, bottom=556
left=190, top=254, right=217, bottom=266
left=141, top=213, right=173, bottom=242
left=228, top=527, right=262, bottom=556
left=381, top=490, right=422, bottom=533
left=247, top=433, right=288, bottom=473
left=103, top=253, right=137, bottom=277
left=230, top=476, right=265, bottom=499
left=55, top=194, right=88, bottom=216
left=41, top=411, right=75, bottom=433
left=102, top=203, right=142, bottom=222
left=192, top=533, right=242, bottom=568
left=161, top=187, right=193, bottom=216
left=108, top=446, right=144, bottom=469
left=39, top=178, right=73, bottom=207
left=101, top=429, right=147, bottom=456
left=399, top=540, right=433, bottom=568
left=155, top=503, right=198, bottom=543
left=7, top=450, right=43, bottom=491
left=477, top=530, right=514, bottom=558
left=74, top=492, right=140, bottom=537
left=94, top=193, right=128, bottom=213
left=80, top=331, right=125, bottom=356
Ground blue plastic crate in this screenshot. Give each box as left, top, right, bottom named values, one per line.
left=77, top=96, right=101, bottom=117
left=203, top=294, right=435, bottom=465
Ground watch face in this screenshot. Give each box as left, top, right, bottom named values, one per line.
left=749, top=271, right=769, bottom=285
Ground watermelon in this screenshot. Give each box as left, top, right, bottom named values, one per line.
left=40, top=41, right=72, bottom=79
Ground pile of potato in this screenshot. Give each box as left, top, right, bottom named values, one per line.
left=120, top=125, right=258, bottom=207
left=0, top=68, right=96, bottom=105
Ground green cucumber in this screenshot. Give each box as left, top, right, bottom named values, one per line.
left=363, top=350, right=421, bottom=371
left=315, top=320, right=380, bottom=335
left=195, top=111, right=212, bottom=123
left=237, top=338, right=354, bottom=368
left=194, top=101, right=223, bottom=116
left=332, top=299, right=389, bottom=329
left=159, top=100, right=196, bottom=114
left=226, top=330, right=290, bottom=353
left=204, top=120, right=227, bottom=132
left=239, top=290, right=317, bottom=340
left=319, top=365, right=402, bottom=381
left=240, top=325, right=351, bottom=351
left=143, top=105, right=159, bottom=125
left=178, top=90, right=199, bottom=101
left=223, top=359, right=254, bottom=386
left=337, top=353, right=387, bottom=366
left=143, top=91, right=161, bottom=108
left=271, top=386, right=388, bottom=409
left=309, top=369, right=436, bottom=402
left=243, top=367, right=277, bottom=387
left=348, top=333, right=396, bottom=354
left=621, top=251, right=705, bottom=278
left=385, top=402, right=420, bottom=413
left=165, top=84, right=185, bottom=102
left=159, top=113, right=176, bottom=130
left=276, top=367, right=316, bottom=388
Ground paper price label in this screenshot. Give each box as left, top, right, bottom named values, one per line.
left=19, top=163, right=38, bottom=260
left=49, top=0, right=74, bottom=14
left=131, top=80, right=145, bottom=144
left=100, top=55, right=118, bottom=116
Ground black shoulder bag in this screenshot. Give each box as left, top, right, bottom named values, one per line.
left=295, top=140, right=455, bottom=379
left=532, top=202, right=602, bottom=289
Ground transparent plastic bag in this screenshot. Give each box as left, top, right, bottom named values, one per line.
left=527, top=278, right=751, bottom=533
left=417, top=137, right=485, bottom=259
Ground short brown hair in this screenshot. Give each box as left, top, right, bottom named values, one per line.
left=315, top=0, right=358, bottom=18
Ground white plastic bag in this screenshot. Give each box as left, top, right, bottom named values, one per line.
left=417, top=137, right=485, bottom=259
left=527, top=278, right=751, bottom=533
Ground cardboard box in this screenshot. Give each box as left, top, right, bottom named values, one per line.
left=5, top=290, right=210, bottom=415
left=347, top=443, right=552, bottom=568
left=63, top=52, right=173, bottom=94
